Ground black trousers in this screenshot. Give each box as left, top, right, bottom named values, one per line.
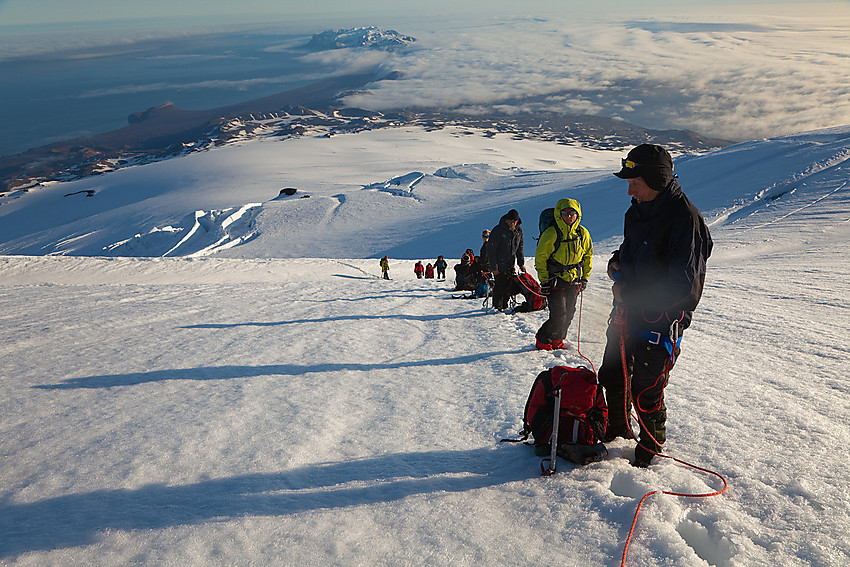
left=536, top=284, right=578, bottom=343
left=492, top=272, right=512, bottom=310
left=598, top=322, right=679, bottom=453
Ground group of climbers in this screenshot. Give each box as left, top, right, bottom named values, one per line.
left=379, top=145, right=712, bottom=469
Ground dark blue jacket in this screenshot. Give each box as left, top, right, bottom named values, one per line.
left=487, top=213, right=525, bottom=273
left=613, top=180, right=712, bottom=332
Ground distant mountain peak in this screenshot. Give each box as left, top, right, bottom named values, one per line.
left=128, top=102, right=181, bottom=124
left=305, top=27, right=415, bottom=51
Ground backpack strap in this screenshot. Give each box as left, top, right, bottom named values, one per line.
left=636, top=325, right=683, bottom=356
left=546, top=224, right=585, bottom=279
left=525, top=369, right=554, bottom=427
left=499, top=430, right=531, bottom=443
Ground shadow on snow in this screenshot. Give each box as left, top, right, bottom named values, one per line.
left=179, top=308, right=490, bottom=328
left=33, top=349, right=520, bottom=389
left=0, top=447, right=536, bottom=559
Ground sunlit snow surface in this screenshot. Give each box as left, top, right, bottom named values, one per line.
left=1, top=125, right=849, bottom=566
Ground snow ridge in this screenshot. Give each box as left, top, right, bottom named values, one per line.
left=365, top=171, right=425, bottom=198
left=104, top=204, right=262, bottom=257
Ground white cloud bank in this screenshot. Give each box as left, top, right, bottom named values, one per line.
left=2, top=4, right=848, bottom=143
left=341, top=12, right=850, bottom=141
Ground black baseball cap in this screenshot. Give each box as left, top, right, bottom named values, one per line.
left=614, top=144, right=675, bottom=190
left=614, top=144, right=673, bottom=179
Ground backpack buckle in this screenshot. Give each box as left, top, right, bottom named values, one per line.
left=646, top=330, right=662, bottom=345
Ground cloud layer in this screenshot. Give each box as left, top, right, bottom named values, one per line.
left=340, top=13, right=850, bottom=141
left=3, top=7, right=849, bottom=146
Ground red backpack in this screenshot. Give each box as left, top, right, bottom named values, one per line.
left=511, top=272, right=547, bottom=312
left=522, top=366, right=608, bottom=465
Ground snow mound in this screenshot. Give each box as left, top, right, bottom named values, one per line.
left=365, top=164, right=500, bottom=199
left=364, top=171, right=425, bottom=198
left=105, top=204, right=261, bottom=257
left=304, top=27, right=415, bottom=51
left=434, top=163, right=509, bottom=184
left=433, top=165, right=475, bottom=181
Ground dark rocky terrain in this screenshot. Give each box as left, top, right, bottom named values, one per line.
left=0, top=75, right=730, bottom=196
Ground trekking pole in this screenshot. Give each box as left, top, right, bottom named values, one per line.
left=542, top=381, right=561, bottom=476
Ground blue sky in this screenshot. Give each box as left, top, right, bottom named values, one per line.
left=1, top=0, right=842, bottom=26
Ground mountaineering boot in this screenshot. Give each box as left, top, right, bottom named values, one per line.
left=632, top=444, right=655, bottom=468
left=632, top=409, right=667, bottom=468
left=535, top=335, right=570, bottom=351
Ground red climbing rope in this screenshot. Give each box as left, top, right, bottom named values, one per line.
left=613, top=305, right=728, bottom=566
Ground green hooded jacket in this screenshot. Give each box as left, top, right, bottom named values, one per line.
left=534, top=197, right=593, bottom=283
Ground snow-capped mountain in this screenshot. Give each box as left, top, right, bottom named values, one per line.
left=304, top=26, right=416, bottom=51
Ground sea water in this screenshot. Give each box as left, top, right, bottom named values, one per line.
left=0, top=21, right=341, bottom=157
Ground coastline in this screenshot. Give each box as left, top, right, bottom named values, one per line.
left=0, top=72, right=380, bottom=193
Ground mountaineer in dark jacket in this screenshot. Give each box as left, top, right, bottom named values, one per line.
left=487, top=209, right=526, bottom=311
left=478, top=229, right=491, bottom=273
left=434, top=256, right=448, bottom=280
left=598, top=144, right=712, bottom=468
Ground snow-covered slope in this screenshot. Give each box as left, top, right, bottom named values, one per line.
left=1, top=125, right=849, bottom=566
left=3, top=124, right=848, bottom=262
left=0, top=126, right=622, bottom=258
